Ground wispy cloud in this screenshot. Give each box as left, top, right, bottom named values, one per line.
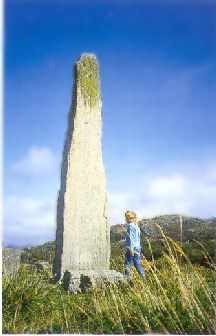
left=107, top=191, right=132, bottom=224
left=12, top=146, right=60, bottom=177
left=109, top=160, right=216, bottom=223
left=5, top=159, right=216, bottom=246
left=4, top=195, right=56, bottom=247
left=148, top=175, right=185, bottom=199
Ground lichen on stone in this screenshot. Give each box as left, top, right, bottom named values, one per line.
left=77, top=53, right=100, bottom=107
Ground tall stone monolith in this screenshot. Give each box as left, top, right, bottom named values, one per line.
left=53, top=53, right=124, bottom=292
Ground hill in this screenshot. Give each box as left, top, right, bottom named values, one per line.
left=111, top=214, right=216, bottom=242
left=16, top=215, right=215, bottom=266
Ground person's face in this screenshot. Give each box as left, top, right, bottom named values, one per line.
left=125, top=216, right=135, bottom=223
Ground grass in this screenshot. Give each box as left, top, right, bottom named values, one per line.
left=3, top=235, right=216, bottom=334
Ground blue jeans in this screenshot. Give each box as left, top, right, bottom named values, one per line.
left=124, top=250, right=145, bottom=278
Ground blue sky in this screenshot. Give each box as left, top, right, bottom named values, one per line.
left=4, top=0, right=216, bottom=246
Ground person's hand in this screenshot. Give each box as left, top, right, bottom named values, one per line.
left=129, top=248, right=134, bottom=256
left=119, top=239, right=126, bottom=248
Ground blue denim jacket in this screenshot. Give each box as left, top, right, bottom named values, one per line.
left=126, top=222, right=141, bottom=254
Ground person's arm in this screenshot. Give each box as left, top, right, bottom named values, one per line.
left=127, top=224, right=135, bottom=256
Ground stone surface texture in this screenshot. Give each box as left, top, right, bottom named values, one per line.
left=53, top=54, right=118, bottom=290
left=2, top=248, right=22, bottom=276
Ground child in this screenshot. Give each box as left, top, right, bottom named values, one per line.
left=124, top=210, right=145, bottom=279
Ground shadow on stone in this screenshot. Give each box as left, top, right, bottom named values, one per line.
left=60, top=270, right=125, bottom=293
left=80, top=274, right=93, bottom=292
left=62, top=270, right=72, bottom=291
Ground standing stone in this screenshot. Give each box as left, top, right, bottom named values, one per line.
left=53, top=53, right=124, bottom=292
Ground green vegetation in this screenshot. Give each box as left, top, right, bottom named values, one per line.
left=19, top=238, right=215, bottom=284
left=21, top=239, right=216, bottom=267
left=3, top=234, right=216, bottom=334
left=140, top=239, right=216, bottom=266
left=21, top=241, right=55, bottom=264
left=77, top=54, right=100, bottom=107
left=19, top=215, right=216, bottom=267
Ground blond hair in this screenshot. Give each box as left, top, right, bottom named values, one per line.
left=125, top=210, right=137, bottom=221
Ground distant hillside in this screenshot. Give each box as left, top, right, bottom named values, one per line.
left=7, top=215, right=215, bottom=266
left=110, top=215, right=216, bottom=265
left=111, top=215, right=216, bottom=242
left=20, top=241, right=55, bottom=264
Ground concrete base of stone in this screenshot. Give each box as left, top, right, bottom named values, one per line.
left=61, top=269, right=125, bottom=293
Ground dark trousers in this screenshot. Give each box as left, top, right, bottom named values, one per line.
left=124, top=250, right=145, bottom=278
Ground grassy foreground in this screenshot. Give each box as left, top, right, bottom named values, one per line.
left=3, top=237, right=216, bottom=334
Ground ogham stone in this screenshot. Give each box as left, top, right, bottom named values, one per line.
left=53, top=54, right=109, bottom=274
left=53, top=54, right=124, bottom=292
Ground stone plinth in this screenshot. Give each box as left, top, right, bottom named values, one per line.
left=62, top=269, right=125, bottom=293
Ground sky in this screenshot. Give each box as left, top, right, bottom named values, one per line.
left=4, top=0, right=216, bottom=247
